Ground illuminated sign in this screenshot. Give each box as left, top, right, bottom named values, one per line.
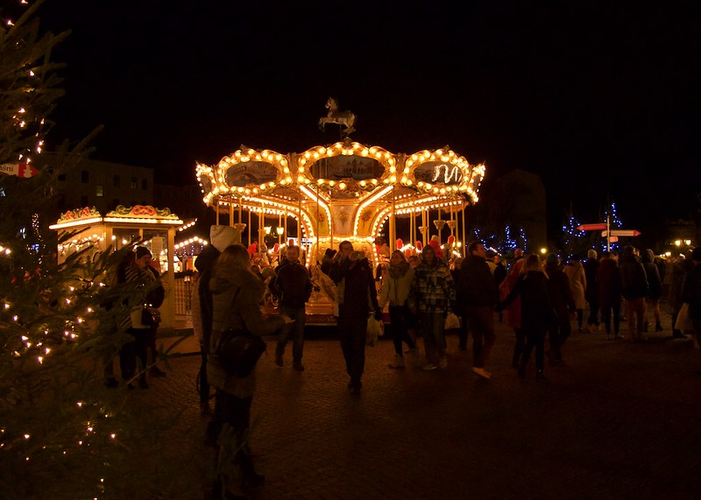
left=414, top=162, right=463, bottom=185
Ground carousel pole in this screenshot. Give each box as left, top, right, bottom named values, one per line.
left=215, top=200, right=220, bottom=225
left=390, top=186, right=396, bottom=251
left=461, top=204, right=467, bottom=257
left=229, top=202, right=234, bottom=226
left=247, top=209, right=251, bottom=247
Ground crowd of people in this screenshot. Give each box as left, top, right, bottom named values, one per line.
left=184, top=223, right=701, bottom=499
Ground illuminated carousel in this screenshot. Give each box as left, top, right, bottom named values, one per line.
left=196, top=102, right=486, bottom=324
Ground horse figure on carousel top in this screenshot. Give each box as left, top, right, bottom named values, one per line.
left=318, top=97, right=357, bottom=137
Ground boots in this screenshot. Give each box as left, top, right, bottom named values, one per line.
left=388, top=354, right=405, bottom=369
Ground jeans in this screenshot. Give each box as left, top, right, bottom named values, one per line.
left=119, top=328, right=148, bottom=383
left=465, top=305, right=496, bottom=368
left=212, top=391, right=256, bottom=493
left=587, top=299, right=600, bottom=327
left=277, top=305, right=306, bottom=362
left=199, top=345, right=210, bottom=404
left=522, top=328, right=547, bottom=371
left=602, top=303, right=621, bottom=336
left=625, top=297, right=646, bottom=339
left=389, top=305, right=416, bottom=356
left=548, top=314, right=572, bottom=361
left=419, top=312, right=446, bottom=365
left=338, top=316, right=367, bottom=388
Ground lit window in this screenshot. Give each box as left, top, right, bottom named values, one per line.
left=96, top=185, right=103, bottom=197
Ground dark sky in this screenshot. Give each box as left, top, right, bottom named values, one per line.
left=36, top=0, right=700, bottom=236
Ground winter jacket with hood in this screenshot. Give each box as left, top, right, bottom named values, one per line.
left=619, top=246, right=649, bottom=300
left=208, top=265, right=284, bottom=398
left=597, top=256, right=622, bottom=309
left=410, top=258, right=456, bottom=314
left=640, top=249, right=662, bottom=300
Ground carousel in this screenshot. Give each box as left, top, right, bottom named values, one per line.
left=195, top=101, right=486, bottom=324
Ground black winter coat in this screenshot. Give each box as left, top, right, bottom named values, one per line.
left=501, top=271, right=555, bottom=333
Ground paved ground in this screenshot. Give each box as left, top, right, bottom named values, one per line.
left=136, top=313, right=701, bottom=500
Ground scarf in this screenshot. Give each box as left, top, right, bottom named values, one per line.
left=388, top=260, right=410, bottom=279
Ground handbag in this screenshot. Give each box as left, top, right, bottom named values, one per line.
left=444, top=311, right=461, bottom=330
left=215, top=286, right=267, bottom=377
left=218, top=328, right=267, bottom=377
left=674, top=303, right=693, bottom=332
left=366, top=316, right=384, bottom=346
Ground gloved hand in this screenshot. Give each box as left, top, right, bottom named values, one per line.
left=374, top=308, right=384, bottom=321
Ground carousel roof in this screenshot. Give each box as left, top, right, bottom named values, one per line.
left=196, top=140, right=485, bottom=213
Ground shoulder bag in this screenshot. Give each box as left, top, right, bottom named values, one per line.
left=216, top=287, right=267, bottom=377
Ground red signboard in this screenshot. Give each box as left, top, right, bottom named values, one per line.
left=577, top=223, right=607, bottom=231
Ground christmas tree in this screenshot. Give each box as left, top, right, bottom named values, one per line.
left=1, top=2, right=200, bottom=498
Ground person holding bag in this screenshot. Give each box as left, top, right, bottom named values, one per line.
left=329, top=241, right=383, bottom=395
left=207, top=244, right=290, bottom=499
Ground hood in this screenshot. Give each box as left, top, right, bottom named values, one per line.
left=209, top=225, right=240, bottom=253
left=641, top=249, right=655, bottom=264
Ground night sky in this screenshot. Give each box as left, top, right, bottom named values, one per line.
left=35, top=0, right=700, bottom=237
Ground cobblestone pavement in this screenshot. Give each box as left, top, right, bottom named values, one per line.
left=140, top=316, right=701, bottom=500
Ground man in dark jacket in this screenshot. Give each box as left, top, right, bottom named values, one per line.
left=619, top=246, right=649, bottom=342
left=329, top=240, right=383, bottom=395
left=457, top=241, right=499, bottom=379
left=544, top=253, right=576, bottom=365
left=681, top=247, right=701, bottom=372
left=270, top=245, right=312, bottom=371
left=583, top=249, right=600, bottom=332
left=641, top=249, right=663, bottom=332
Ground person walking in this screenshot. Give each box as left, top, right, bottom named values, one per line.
left=544, top=253, right=576, bottom=366
left=619, top=246, right=649, bottom=342
left=499, top=254, right=555, bottom=380
left=457, top=241, right=499, bottom=379
left=499, top=248, right=525, bottom=369
left=195, top=225, right=239, bottom=415
left=270, top=245, right=312, bottom=371
left=681, top=247, right=701, bottom=372
left=641, top=248, right=663, bottom=332
left=669, top=251, right=693, bottom=338
left=208, top=244, right=288, bottom=499
left=379, top=250, right=418, bottom=368
left=597, top=251, right=623, bottom=339
left=563, top=254, right=587, bottom=333
left=409, top=245, right=456, bottom=371
left=329, top=241, right=383, bottom=395
left=583, top=249, right=600, bottom=332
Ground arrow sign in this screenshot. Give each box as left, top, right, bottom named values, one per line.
left=601, top=230, right=641, bottom=237
left=577, top=223, right=607, bottom=231
left=0, top=162, right=39, bottom=178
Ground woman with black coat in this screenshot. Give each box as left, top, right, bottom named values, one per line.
left=498, top=254, right=555, bottom=380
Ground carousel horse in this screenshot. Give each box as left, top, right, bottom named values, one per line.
left=318, top=97, right=357, bottom=136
